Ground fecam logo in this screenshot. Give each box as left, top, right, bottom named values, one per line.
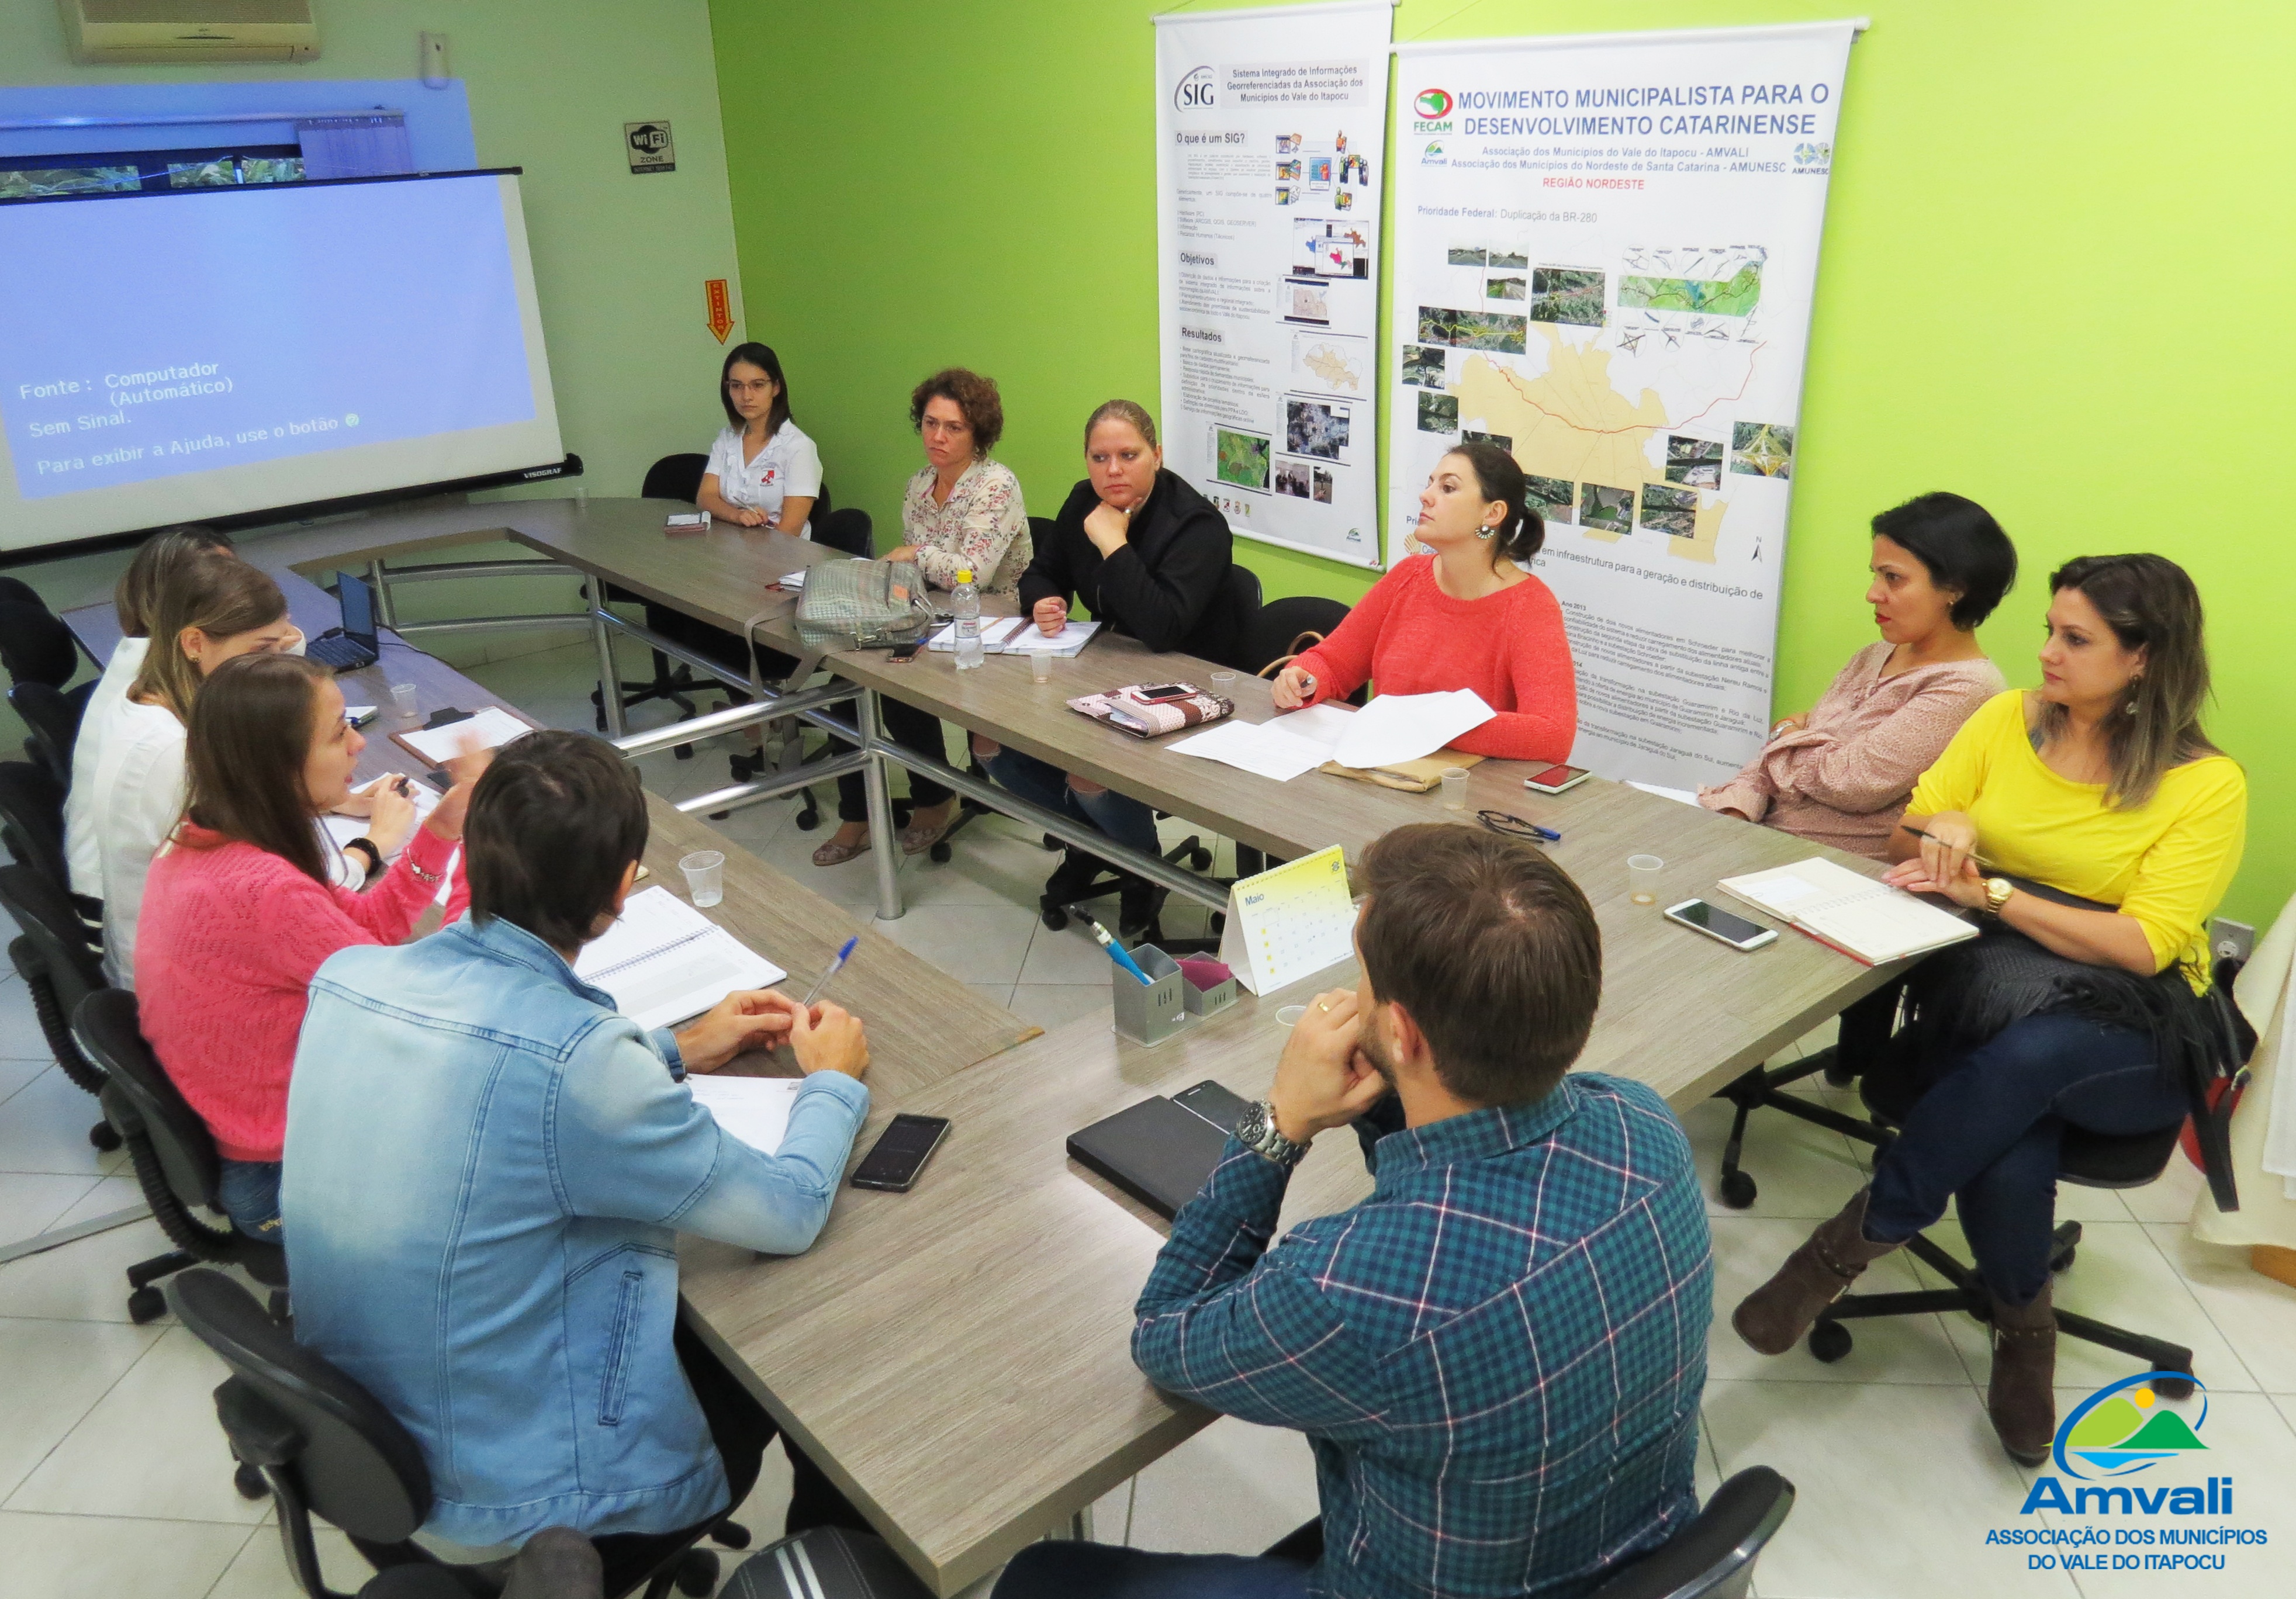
left=1414, top=89, right=1454, bottom=119
left=1174, top=66, right=1216, bottom=111
left=2056, top=1373, right=2208, bottom=1479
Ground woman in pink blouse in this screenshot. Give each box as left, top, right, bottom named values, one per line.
left=819, top=369, right=1032, bottom=866
left=1700, top=492, right=2017, bottom=860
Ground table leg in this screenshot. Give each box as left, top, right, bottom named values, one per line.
left=588, top=573, right=626, bottom=738
left=859, top=688, right=904, bottom=920
left=1069, top=1507, right=1094, bottom=1541
left=365, top=556, right=399, bottom=629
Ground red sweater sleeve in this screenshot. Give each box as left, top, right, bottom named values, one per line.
left=250, top=825, right=459, bottom=994
left=1450, top=582, right=1576, bottom=763
left=1289, top=563, right=1403, bottom=704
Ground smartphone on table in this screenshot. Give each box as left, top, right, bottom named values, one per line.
left=1663, top=898, right=1778, bottom=952
left=888, top=639, right=924, bottom=664
left=1172, top=1079, right=1253, bottom=1135
left=1132, top=683, right=1196, bottom=704
left=1523, top=763, right=1591, bottom=794
left=850, top=1113, right=951, bottom=1191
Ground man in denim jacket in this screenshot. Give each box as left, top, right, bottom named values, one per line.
left=283, top=731, right=872, bottom=1552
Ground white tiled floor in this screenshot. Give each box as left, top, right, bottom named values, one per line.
left=5, top=638, right=2294, bottom=1597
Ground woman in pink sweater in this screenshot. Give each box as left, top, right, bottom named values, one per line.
left=1273, top=441, right=1576, bottom=763
left=136, top=653, right=486, bottom=1241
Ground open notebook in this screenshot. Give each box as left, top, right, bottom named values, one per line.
left=1717, top=856, right=1979, bottom=967
left=572, top=886, right=788, bottom=1030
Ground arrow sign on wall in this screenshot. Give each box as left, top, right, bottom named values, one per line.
left=704, top=278, right=734, bottom=344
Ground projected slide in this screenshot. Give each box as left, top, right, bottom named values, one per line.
left=0, top=178, right=534, bottom=499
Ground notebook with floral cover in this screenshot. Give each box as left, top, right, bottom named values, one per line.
left=1067, top=683, right=1235, bottom=739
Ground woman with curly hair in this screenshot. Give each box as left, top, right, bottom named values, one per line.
left=817, top=368, right=1031, bottom=865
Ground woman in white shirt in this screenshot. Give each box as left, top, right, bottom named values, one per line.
left=700, top=343, right=821, bottom=538
left=66, top=524, right=236, bottom=908
left=88, top=554, right=298, bottom=986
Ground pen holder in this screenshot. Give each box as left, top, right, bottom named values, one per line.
left=1111, top=944, right=1187, bottom=1047
left=1182, top=967, right=1237, bottom=1019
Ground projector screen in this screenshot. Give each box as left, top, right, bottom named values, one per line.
left=0, top=170, right=562, bottom=553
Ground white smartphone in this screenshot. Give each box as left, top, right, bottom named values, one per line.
left=1523, top=762, right=1592, bottom=794
left=1664, top=898, right=1779, bottom=952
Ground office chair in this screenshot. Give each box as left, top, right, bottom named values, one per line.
left=167, top=1267, right=749, bottom=1599
left=0, top=864, right=117, bottom=1151
left=71, top=989, right=288, bottom=1327
left=1256, top=1468, right=1792, bottom=1599
left=360, top=1528, right=603, bottom=1599
left=719, top=1527, right=931, bottom=1599
left=0, top=759, right=72, bottom=898
left=0, top=596, right=80, bottom=690
left=11, top=679, right=94, bottom=790
left=593, top=454, right=717, bottom=739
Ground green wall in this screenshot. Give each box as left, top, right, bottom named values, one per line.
left=713, top=0, right=2291, bottom=929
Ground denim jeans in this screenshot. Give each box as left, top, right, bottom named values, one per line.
left=981, top=746, right=1161, bottom=860
left=835, top=697, right=956, bottom=824
left=1865, top=1013, right=2186, bottom=1306
left=993, top=1543, right=1313, bottom=1599
left=217, top=1158, right=283, bottom=1242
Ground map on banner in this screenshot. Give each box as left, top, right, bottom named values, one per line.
left=1388, top=22, right=1857, bottom=788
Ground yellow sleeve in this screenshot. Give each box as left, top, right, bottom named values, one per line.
left=2120, top=759, right=2247, bottom=974
left=1907, top=690, right=2017, bottom=818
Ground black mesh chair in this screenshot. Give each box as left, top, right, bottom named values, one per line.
left=720, top=1527, right=929, bottom=1599
left=11, top=678, right=94, bottom=790
left=593, top=454, right=716, bottom=738
left=0, top=596, right=81, bottom=690
left=71, top=989, right=288, bottom=1325
left=0, top=864, right=116, bottom=1151
left=0, top=759, right=72, bottom=898
left=167, top=1266, right=746, bottom=1599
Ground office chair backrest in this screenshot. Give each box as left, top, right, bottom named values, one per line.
left=816, top=508, right=875, bottom=559
left=641, top=453, right=711, bottom=503
left=1204, top=563, right=1265, bottom=673
left=74, top=988, right=222, bottom=1213
left=11, top=680, right=88, bottom=788
left=0, top=759, right=71, bottom=895
left=0, top=599, right=81, bottom=688
left=165, top=1267, right=435, bottom=1545
left=1584, top=1468, right=1794, bottom=1599
left=1242, top=595, right=1353, bottom=677
left=0, top=861, right=105, bottom=1007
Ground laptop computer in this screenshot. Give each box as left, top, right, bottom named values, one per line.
left=307, top=570, right=381, bottom=672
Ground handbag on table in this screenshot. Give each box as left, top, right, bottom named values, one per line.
left=1068, top=683, right=1234, bottom=739
left=792, top=558, right=934, bottom=652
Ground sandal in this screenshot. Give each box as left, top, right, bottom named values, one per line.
left=898, top=805, right=960, bottom=857
left=811, top=833, right=870, bottom=867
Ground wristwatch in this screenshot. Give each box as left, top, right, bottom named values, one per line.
left=343, top=836, right=383, bottom=882
left=1235, top=1100, right=1309, bottom=1168
left=1984, top=877, right=2016, bottom=916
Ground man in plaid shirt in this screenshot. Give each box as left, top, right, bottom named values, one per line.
left=997, top=825, right=1713, bottom=1598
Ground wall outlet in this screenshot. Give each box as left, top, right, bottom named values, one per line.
left=2211, top=916, right=2255, bottom=965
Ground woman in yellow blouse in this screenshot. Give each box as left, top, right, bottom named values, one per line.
left=1734, top=553, right=2245, bottom=1468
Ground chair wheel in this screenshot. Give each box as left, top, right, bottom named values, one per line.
left=1717, top=1169, right=1757, bottom=1210
left=2153, top=1373, right=2196, bottom=1400
left=89, top=1120, right=122, bottom=1151
left=1823, top=1058, right=1855, bottom=1088
left=1187, top=846, right=1212, bottom=870
left=710, top=1521, right=751, bottom=1550
left=1808, top=1320, right=1852, bottom=1363
left=1041, top=904, right=1069, bottom=932
left=127, top=1286, right=166, bottom=1324
left=674, top=1549, right=720, bottom=1596
left=930, top=842, right=952, bottom=864
left=234, top=1462, right=269, bottom=1500
left=1041, top=832, right=1061, bottom=852
left=674, top=743, right=694, bottom=762
left=796, top=805, right=820, bottom=831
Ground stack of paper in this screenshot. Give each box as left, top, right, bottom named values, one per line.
left=573, top=886, right=789, bottom=1029
left=395, top=707, right=534, bottom=764
left=1167, top=692, right=1495, bottom=783
left=687, top=1074, right=803, bottom=1155
left=927, top=617, right=1101, bottom=655
left=1718, top=857, right=1978, bottom=967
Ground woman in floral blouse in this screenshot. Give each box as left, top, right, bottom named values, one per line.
left=816, top=368, right=1032, bottom=866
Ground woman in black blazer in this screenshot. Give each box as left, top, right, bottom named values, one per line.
left=976, top=400, right=1236, bottom=935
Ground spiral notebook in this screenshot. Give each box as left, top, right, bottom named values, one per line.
left=572, top=886, right=788, bottom=1029
left=1716, top=857, right=1977, bottom=967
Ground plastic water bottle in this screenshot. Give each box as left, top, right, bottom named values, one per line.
left=952, top=569, right=984, bottom=670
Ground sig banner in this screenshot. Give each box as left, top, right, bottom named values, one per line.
left=1156, top=1, right=1391, bottom=569
left=1389, top=21, right=1859, bottom=787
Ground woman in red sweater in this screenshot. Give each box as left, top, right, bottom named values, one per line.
left=136, top=653, right=484, bottom=1241
left=1273, top=441, right=1576, bottom=764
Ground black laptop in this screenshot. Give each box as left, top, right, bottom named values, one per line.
left=307, top=570, right=381, bottom=672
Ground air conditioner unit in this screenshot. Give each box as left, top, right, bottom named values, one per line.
left=58, top=0, right=320, bottom=64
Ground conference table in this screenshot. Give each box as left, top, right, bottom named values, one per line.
left=68, top=497, right=1906, bottom=1593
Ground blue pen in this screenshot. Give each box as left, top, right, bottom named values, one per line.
left=801, top=936, right=860, bottom=1006
left=1087, top=919, right=1153, bottom=985
left=1525, top=822, right=1562, bottom=843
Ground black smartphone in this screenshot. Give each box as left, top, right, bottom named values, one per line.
left=1172, top=1079, right=1253, bottom=1136
left=888, top=639, right=924, bottom=664
left=849, top=1113, right=950, bottom=1191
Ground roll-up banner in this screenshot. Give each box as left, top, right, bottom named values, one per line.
left=1156, top=1, right=1393, bottom=569
left=1388, top=20, right=1861, bottom=787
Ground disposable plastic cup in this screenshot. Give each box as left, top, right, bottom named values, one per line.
left=1277, top=1005, right=1308, bottom=1027
left=1627, top=854, right=1664, bottom=906
left=1029, top=649, right=1053, bottom=683
left=680, top=850, right=725, bottom=908
left=1211, top=670, right=1236, bottom=697
left=389, top=682, right=419, bottom=723
left=1440, top=766, right=1469, bottom=811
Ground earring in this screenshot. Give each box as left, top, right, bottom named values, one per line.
left=1476, top=523, right=1496, bottom=540
left=2125, top=673, right=2142, bottom=715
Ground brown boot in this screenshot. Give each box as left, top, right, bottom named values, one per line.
left=1987, top=1283, right=2057, bottom=1466
left=1731, top=1187, right=1902, bottom=1355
